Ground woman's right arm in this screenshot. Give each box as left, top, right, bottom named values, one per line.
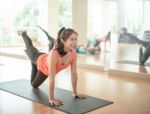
left=47, top=51, right=63, bottom=106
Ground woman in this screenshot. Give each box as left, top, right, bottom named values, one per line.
left=118, top=27, right=150, bottom=65
left=76, top=31, right=111, bottom=54
left=118, top=27, right=137, bottom=43
left=130, top=36, right=150, bottom=65
left=18, top=27, right=86, bottom=106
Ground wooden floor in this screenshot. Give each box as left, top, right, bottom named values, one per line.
left=1, top=41, right=150, bottom=114
left=0, top=45, right=150, bottom=114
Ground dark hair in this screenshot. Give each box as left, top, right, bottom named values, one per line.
left=121, top=27, right=127, bottom=33
left=56, top=27, right=78, bottom=56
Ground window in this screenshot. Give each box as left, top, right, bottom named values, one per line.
left=0, top=0, right=48, bottom=46
left=88, top=0, right=117, bottom=37
left=124, top=0, right=150, bottom=36
left=58, top=0, right=72, bottom=27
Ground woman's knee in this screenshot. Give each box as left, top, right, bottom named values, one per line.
left=140, top=56, right=147, bottom=65
left=140, top=61, right=145, bottom=65
left=31, top=81, right=39, bottom=88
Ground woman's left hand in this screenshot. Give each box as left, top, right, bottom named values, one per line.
left=72, top=93, right=86, bottom=99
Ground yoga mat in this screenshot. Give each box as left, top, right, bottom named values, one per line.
left=117, top=60, right=150, bottom=67
left=0, top=79, right=113, bottom=114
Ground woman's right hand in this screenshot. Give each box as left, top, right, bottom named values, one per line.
left=49, top=99, right=63, bottom=106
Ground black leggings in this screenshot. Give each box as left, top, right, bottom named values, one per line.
left=131, top=36, right=150, bottom=65
left=139, top=46, right=150, bottom=65
left=130, top=36, right=150, bottom=48
left=21, top=32, right=48, bottom=88
left=37, top=26, right=54, bottom=51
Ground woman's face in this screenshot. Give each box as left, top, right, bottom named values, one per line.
left=63, top=33, right=78, bottom=50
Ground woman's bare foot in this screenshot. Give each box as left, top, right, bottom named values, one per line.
left=17, top=30, right=27, bottom=36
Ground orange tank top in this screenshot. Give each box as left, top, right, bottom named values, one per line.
left=37, top=49, right=75, bottom=76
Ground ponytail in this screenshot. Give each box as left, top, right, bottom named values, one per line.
left=56, top=27, right=67, bottom=56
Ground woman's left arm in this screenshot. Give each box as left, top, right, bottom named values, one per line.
left=70, top=51, right=78, bottom=95
left=71, top=51, right=86, bottom=99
